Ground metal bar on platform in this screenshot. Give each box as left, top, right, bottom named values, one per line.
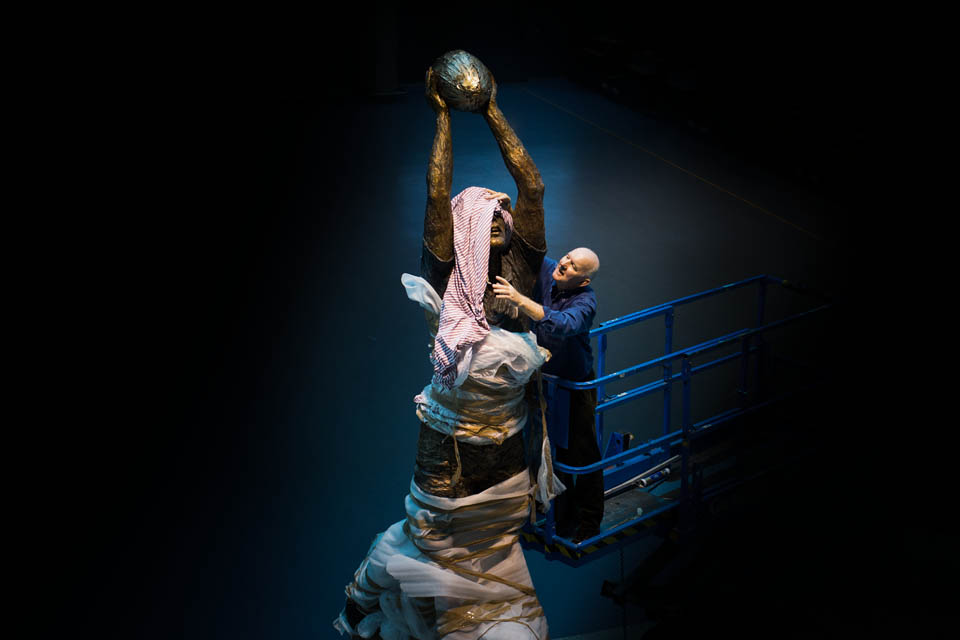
left=596, top=332, right=607, bottom=450
left=545, top=500, right=681, bottom=552
left=604, top=455, right=682, bottom=497
left=555, top=428, right=682, bottom=474
left=591, top=275, right=770, bottom=337
left=554, top=381, right=825, bottom=477
left=598, top=349, right=754, bottom=412
left=546, top=303, right=831, bottom=391
left=663, top=307, right=674, bottom=437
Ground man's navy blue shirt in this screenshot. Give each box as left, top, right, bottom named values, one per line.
left=532, top=257, right=597, bottom=381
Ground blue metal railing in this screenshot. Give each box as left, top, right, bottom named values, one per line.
left=531, top=274, right=831, bottom=552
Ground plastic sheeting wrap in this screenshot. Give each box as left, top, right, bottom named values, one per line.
left=403, top=274, right=563, bottom=506
left=333, top=275, right=564, bottom=639
left=337, top=472, right=548, bottom=640
left=405, top=273, right=549, bottom=445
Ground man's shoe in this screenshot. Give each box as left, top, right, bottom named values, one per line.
left=572, top=523, right=601, bottom=543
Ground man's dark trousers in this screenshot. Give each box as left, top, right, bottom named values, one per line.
left=554, top=382, right=603, bottom=536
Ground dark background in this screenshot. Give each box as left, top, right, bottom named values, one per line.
left=28, top=4, right=945, bottom=638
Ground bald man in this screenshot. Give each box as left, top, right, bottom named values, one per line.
left=493, top=247, right=602, bottom=542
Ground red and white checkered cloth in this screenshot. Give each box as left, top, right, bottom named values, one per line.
left=431, top=186, right=513, bottom=389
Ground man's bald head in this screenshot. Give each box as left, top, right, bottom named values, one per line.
left=552, top=247, right=600, bottom=290
left=572, top=247, right=599, bottom=278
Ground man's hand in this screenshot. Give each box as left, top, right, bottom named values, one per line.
left=492, top=275, right=521, bottom=307
left=482, top=189, right=510, bottom=206
left=425, top=68, right=448, bottom=115
left=493, top=276, right=545, bottom=321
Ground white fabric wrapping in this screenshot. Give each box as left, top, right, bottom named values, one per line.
left=341, top=471, right=548, bottom=639
left=335, top=274, right=562, bottom=639
left=402, top=272, right=443, bottom=316
left=402, top=274, right=566, bottom=504
left=403, top=274, right=549, bottom=444
left=536, top=430, right=565, bottom=508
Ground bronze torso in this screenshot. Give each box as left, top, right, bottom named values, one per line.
left=420, top=233, right=546, bottom=333
left=415, top=235, right=545, bottom=497
left=416, top=75, right=547, bottom=498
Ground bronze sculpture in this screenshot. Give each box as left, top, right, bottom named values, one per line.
left=335, top=51, right=557, bottom=640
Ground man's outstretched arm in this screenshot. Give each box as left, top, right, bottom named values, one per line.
left=493, top=276, right=596, bottom=335
left=424, top=68, right=454, bottom=262
left=483, top=78, right=545, bottom=249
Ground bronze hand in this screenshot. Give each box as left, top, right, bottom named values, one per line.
left=485, top=73, right=498, bottom=117
left=425, top=68, right=448, bottom=115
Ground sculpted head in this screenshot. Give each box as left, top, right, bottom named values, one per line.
left=551, top=247, right=599, bottom=290
left=489, top=197, right=513, bottom=252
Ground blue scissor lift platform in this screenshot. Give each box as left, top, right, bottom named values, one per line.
left=520, top=275, right=833, bottom=567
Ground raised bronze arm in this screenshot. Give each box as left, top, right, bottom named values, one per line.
left=482, top=77, right=545, bottom=250
left=423, top=68, right=454, bottom=262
